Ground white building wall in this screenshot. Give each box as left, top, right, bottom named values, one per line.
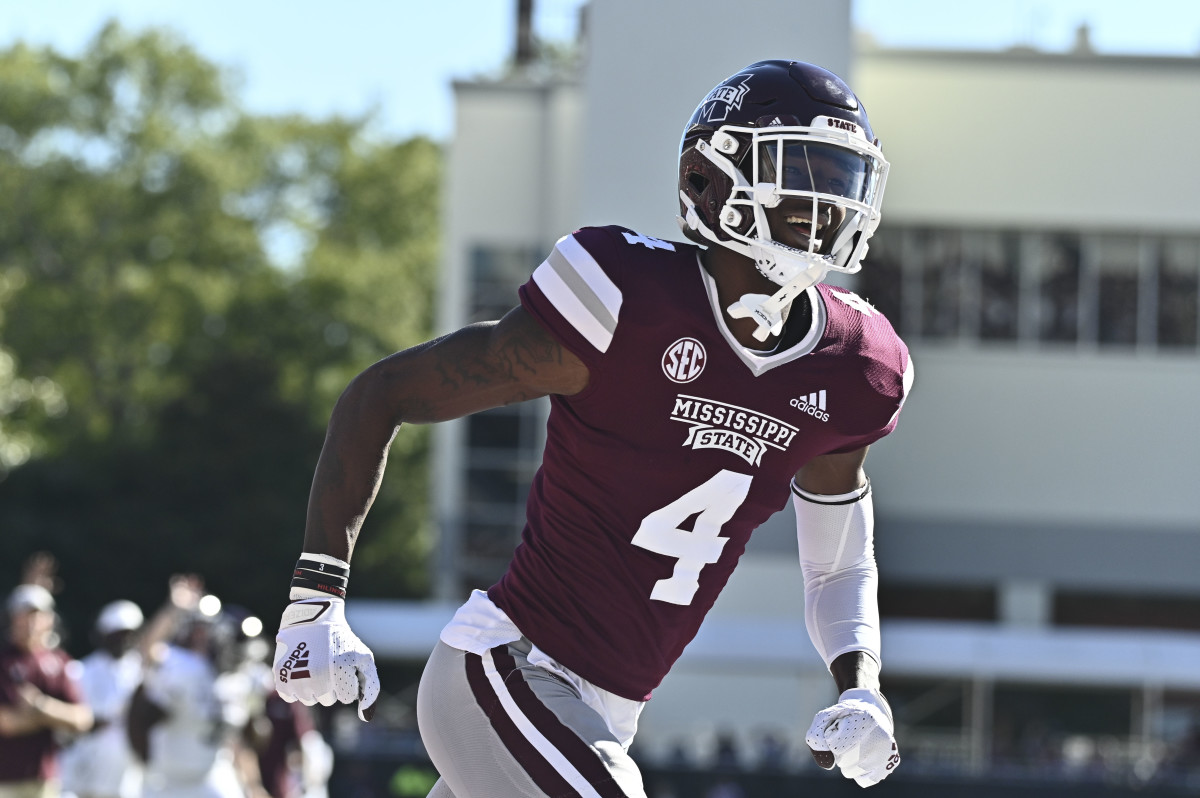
left=867, top=347, right=1200, bottom=527
left=580, top=0, right=852, bottom=239
left=853, top=49, right=1200, bottom=230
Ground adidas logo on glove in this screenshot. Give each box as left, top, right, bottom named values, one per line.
left=278, top=641, right=311, bottom=682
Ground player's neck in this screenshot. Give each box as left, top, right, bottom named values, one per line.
left=700, top=246, right=807, bottom=350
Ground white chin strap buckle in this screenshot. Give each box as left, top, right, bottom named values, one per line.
left=728, top=294, right=785, bottom=342
left=728, top=262, right=829, bottom=342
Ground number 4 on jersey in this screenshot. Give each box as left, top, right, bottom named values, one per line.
left=622, top=231, right=676, bottom=251
left=630, top=470, right=753, bottom=605
left=830, top=289, right=881, bottom=317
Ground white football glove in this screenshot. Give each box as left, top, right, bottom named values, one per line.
left=806, top=687, right=901, bottom=787
left=274, top=597, right=380, bottom=721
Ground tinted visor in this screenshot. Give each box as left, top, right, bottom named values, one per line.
left=762, top=141, right=874, bottom=202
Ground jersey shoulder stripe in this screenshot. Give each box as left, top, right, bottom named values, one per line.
left=531, top=233, right=623, bottom=353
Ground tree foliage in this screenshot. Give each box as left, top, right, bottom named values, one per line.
left=0, top=23, right=440, bottom=645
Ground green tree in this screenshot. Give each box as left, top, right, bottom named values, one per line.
left=0, top=22, right=439, bottom=642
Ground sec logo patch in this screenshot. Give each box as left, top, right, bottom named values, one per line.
left=662, top=337, right=707, bottom=383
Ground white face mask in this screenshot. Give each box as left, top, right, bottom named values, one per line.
left=678, top=119, right=889, bottom=340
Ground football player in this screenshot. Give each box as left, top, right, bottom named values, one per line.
left=275, top=60, right=912, bottom=796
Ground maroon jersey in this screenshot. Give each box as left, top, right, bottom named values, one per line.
left=488, top=226, right=911, bottom=701
left=0, top=643, right=84, bottom=782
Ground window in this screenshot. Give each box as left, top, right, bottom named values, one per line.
left=878, top=583, right=997, bottom=622
left=976, top=231, right=1021, bottom=341
left=859, top=226, right=1199, bottom=352
left=1035, top=234, right=1082, bottom=344
left=1054, top=591, right=1200, bottom=632
left=469, top=244, right=543, bottom=321
left=1159, top=239, right=1200, bottom=349
left=1092, top=236, right=1141, bottom=346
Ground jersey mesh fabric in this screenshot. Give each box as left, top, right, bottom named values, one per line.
left=488, top=226, right=909, bottom=701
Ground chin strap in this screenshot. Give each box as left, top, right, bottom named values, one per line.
left=679, top=191, right=828, bottom=342
left=728, top=262, right=827, bottom=341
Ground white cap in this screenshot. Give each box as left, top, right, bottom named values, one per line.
left=96, top=600, right=144, bottom=634
left=7, top=584, right=55, bottom=614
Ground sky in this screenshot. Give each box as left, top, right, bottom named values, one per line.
left=1, top=0, right=1199, bottom=141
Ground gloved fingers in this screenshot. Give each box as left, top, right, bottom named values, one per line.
left=805, top=707, right=844, bottom=748
left=807, top=746, right=835, bottom=770
left=315, top=691, right=338, bottom=707
left=355, top=652, right=381, bottom=722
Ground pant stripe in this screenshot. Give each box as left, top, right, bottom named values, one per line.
left=491, top=646, right=630, bottom=798
left=464, top=649, right=585, bottom=797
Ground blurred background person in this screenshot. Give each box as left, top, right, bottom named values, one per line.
left=0, top=582, right=93, bottom=798
left=251, top=693, right=331, bottom=798
left=127, top=597, right=268, bottom=798
left=59, top=600, right=145, bottom=798
left=60, top=576, right=204, bottom=798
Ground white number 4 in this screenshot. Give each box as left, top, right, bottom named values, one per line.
left=830, top=289, right=880, bottom=317
left=630, top=470, right=753, bottom=605
left=622, top=231, right=676, bottom=251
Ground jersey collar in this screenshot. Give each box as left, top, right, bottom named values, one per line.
left=695, top=253, right=827, bottom=376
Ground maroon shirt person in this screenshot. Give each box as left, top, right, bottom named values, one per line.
left=0, top=584, right=93, bottom=796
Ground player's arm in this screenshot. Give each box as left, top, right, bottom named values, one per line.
left=276, top=306, right=586, bottom=721
left=126, top=682, right=168, bottom=763
left=10, top=683, right=92, bottom=734
left=794, top=447, right=878, bottom=692
left=794, top=447, right=900, bottom=788
left=303, top=304, right=588, bottom=561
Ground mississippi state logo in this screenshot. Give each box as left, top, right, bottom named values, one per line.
left=699, top=75, right=751, bottom=123
left=662, top=337, right=707, bottom=383
left=670, top=395, right=798, bottom=467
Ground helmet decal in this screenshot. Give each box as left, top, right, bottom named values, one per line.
left=698, top=75, right=752, bottom=123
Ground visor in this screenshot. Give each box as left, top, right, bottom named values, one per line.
left=760, top=140, right=877, bottom=203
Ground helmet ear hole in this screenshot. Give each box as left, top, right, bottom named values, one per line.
left=687, top=172, right=709, bottom=194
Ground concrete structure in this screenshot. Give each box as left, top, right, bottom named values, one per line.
left=391, top=0, right=1200, bottom=778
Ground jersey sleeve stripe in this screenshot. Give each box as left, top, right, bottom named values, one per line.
left=531, top=234, right=622, bottom=353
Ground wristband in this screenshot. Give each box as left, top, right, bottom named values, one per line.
left=290, top=552, right=350, bottom=600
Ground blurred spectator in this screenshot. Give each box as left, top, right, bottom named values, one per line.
left=0, top=583, right=94, bottom=798
left=754, top=730, right=788, bottom=772
left=59, top=601, right=146, bottom=798
left=252, top=693, right=332, bottom=798
left=703, top=780, right=745, bottom=798
left=127, top=597, right=269, bottom=798
left=712, top=730, right=742, bottom=772
left=60, top=576, right=203, bottom=798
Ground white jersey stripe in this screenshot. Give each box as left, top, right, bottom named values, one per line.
left=533, top=259, right=616, bottom=353
left=553, top=234, right=622, bottom=324
left=482, top=649, right=605, bottom=798
left=531, top=234, right=622, bottom=353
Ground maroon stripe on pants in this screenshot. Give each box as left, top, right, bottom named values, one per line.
left=463, top=649, right=580, bottom=797
left=491, top=646, right=631, bottom=798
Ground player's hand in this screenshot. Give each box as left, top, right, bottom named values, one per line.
left=274, top=598, right=380, bottom=721
left=806, top=687, right=900, bottom=787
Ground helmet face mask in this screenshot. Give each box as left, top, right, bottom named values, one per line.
left=677, top=61, right=890, bottom=339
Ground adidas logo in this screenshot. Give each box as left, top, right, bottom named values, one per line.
left=768, top=116, right=783, bottom=126
left=790, top=390, right=829, bottom=422
left=278, top=642, right=312, bottom=682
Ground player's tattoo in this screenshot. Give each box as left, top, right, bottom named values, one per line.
left=431, top=315, right=572, bottom=401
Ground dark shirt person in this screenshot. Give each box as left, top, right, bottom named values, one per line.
left=0, top=584, right=93, bottom=798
